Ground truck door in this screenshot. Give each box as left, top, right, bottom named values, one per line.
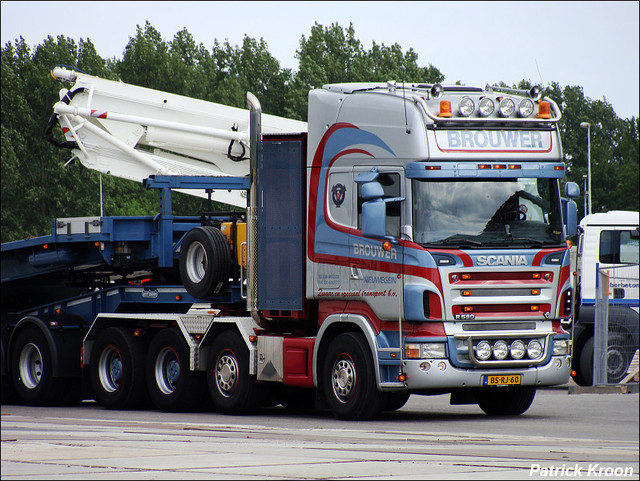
left=351, top=167, right=404, bottom=319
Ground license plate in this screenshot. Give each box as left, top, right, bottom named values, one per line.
left=484, top=375, right=521, bottom=386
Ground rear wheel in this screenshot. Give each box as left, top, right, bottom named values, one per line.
left=208, top=330, right=265, bottom=414
left=322, top=332, right=384, bottom=420
left=10, top=326, right=68, bottom=406
left=90, top=327, right=148, bottom=409
left=147, top=328, right=208, bottom=412
left=476, top=386, right=536, bottom=416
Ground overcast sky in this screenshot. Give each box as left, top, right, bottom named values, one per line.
left=2, top=1, right=638, bottom=119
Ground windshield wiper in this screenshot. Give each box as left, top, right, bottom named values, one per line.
left=508, top=237, right=545, bottom=246
left=423, top=237, right=484, bottom=248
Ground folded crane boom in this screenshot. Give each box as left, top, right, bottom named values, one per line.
left=48, top=67, right=307, bottom=207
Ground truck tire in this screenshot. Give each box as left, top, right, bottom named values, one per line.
left=579, top=334, right=634, bottom=386
left=10, top=326, right=67, bottom=405
left=208, top=329, right=265, bottom=414
left=146, top=328, right=208, bottom=412
left=322, top=332, right=385, bottom=420
left=179, top=226, right=233, bottom=299
left=476, top=386, right=536, bottom=416
left=90, top=327, right=149, bottom=410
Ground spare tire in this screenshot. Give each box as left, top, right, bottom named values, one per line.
left=179, top=226, right=233, bottom=299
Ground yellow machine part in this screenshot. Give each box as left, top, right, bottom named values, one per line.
left=220, top=222, right=247, bottom=269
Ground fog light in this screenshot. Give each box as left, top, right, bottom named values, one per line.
left=510, top=340, right=526, bottom=359
left=476, top=340, right=492, bottom=361
left=420, top=362, right=430, bottom=372
left=554, top=358, right=563, bottom=368
left=527, top=340, right=543, bottom=359
left=493, top=340, right=509, bottom=360
left=437, top=361, right=447, bottom=371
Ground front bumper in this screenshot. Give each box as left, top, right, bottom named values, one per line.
left=400, top=355, right=571, bottom=390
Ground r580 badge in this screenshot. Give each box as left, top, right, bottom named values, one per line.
left=455, top=314, right=476, bottom=320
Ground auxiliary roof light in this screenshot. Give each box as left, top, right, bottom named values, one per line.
left=518, top=98, right=535, bottom=117
left=458, top=97, right=475, bottom=117
left=478, top=97, right=495, bottom=117
left=499, top=98, right=516, bottom=117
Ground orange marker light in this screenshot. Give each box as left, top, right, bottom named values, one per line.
left=463, top=306, right=473, bottom=312
left=531, top=289, right=540, bottom=295
left=439, top=100, right=453, bottom=117
left=530, top=305, right=540, bottom=311
left=382, top=240, right=392, bottom=251
left=538, top=101, right=551, bottom=118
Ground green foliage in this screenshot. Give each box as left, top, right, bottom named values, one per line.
left=1, top=21, right=638, bottom=244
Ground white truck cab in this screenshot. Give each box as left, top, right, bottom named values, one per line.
left=572, top=211, right=639, bottom=385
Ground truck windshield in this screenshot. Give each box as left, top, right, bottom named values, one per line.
left=412, top=178, right=565, bottom=247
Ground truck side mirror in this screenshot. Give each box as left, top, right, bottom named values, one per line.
left=562, top=182, right=579, bottom=237
left=562, top=198, right=578, bottom=237
left=360, top=181, right=405, bottom=242
left=565, top=182, right=580, bottom=199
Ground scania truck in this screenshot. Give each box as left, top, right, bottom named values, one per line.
left=1, top=68, right=579, bottom=419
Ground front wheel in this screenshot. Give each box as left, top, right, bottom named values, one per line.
left=322, top=332, right=385, bottom=420
left=476, top=386, right=536, bottom=416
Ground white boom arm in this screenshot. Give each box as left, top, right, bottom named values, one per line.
left=50, top=67, right=307, bottom=207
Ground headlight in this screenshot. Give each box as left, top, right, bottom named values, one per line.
left=553, top=339, right=569, bottom=356
left=458, top=97, right=475, bottom=117
left=499, top=98, right=516, bottom=117
left=527, top=339, right=543, bottom=359
left=475, top=340, right=492, bottom=360
left=493, top=340, right=509, bottom=360
left=510, top=340, right=526, bottom=359
left=478, top=97, right=495, bottom=117
left=518, top=98, right=535, bottom=117
left=405, top=342, right=446, bottom=359
left=421, top=343, right=447, bottom=359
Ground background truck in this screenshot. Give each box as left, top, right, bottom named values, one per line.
left=2, top=68, right=579, bottom=419
left=571, top=210, right=640, bottom=386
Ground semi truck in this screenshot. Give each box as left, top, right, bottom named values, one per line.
left=1, top=67, right=580, bottom=419
left=571, top=211, right=639, bottom=386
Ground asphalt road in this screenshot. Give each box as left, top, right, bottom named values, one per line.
left=1, top=388, right=638, bottom=480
